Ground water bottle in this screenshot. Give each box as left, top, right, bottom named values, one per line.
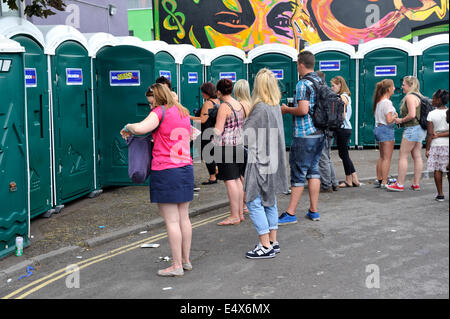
left=15, top=236, right=23, bottom=257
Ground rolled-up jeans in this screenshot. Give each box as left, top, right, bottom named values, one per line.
left=247, top=194, right=278, bottom=236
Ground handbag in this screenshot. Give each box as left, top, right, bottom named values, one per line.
left=126, top=106, right=165, bottom=183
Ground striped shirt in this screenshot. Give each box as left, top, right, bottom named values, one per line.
left=294, top=72, right=322, bottom=137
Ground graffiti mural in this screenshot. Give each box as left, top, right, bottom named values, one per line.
left=153, top=0, right=449, bottom=51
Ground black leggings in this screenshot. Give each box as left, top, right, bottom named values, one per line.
left=335, top=128, right=355, bottom=176
left=201, top=138, right=217, bottom=176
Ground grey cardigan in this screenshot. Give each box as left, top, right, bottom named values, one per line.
left=243, top=102, right=289, bottom=206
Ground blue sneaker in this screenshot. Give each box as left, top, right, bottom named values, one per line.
left=306, top=210, right=320, bottom=221
left=278, top=212, right=297, bottom=225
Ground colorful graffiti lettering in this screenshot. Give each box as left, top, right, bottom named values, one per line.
left=154, top=0, right=449, bottom=50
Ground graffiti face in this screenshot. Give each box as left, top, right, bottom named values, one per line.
left=204, top=0, right=320, bottom=51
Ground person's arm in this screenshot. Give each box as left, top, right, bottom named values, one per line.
left=425, top=120, right=434, bottom=157
left=281, top=100, right=310, bottom=116
left=121, top=110, right=160, bottom=138
left=190, top=100, right=212, bottom=123
left=341, top=94, right=349, bottom=118
left=214, top=103, right=229, bottom=136
left=433, top=131, right=449, bottom=138
left=395, top=94, right=419, bottom=124
left=385, top=103, right=398, bottom=124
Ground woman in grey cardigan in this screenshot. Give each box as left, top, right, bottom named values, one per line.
left=243, top=68, right=289, bottom=259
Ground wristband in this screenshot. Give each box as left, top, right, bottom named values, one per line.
left=123, top=124, right=129, bottom=133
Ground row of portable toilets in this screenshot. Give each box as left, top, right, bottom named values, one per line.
left=0, top=16, right=448, bottom=257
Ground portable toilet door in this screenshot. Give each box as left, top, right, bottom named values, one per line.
left=144, top=41, right=178, bottom=96
left=204, top=46, right=247, bottom=85
left=247, top=44, right=298, bottom=148
left=39, top=25, right=95, bottom=209
left=94, top=38, right=155, bottom=186
left=85, top=32, right=119, bottom=191
left=356, top=38, right=420, bottom=146
left=174, top=44, right=204, bottom=114
left=0, top=36, right=29, bottom=258
left=417, top=34, right=449, bottom=101
left=0, top=18, right=53, bottom=218
left=308, top=41, right=357, bottom=147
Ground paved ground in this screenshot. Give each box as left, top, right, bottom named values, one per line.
left=0, top=148, right=448, bottom=300
left=0, top=175, right=447, bottom=300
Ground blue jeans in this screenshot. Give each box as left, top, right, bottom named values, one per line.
left=247, top=195, right=278, bottom=236
left=290, top=135, right=325, bottom=187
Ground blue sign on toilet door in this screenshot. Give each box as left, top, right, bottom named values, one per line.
left=219, top=72, right=236, bottom=82
left=66, top=68, right=83, bottom=85
left=188, top=72, right=198, bottom=84
left=434, top=61, right=449, bottom=73
left=374, top=65, right=397, bottom=77
left=271, top=70, right=284, bottom=80
left=25, top=68, right=37, bottom=87
left=319, top=60, right=341, bottom=72
left=159, top=70, right=171, bottom=81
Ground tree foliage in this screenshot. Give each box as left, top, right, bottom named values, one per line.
left=2, top=0, right=66, bottom=18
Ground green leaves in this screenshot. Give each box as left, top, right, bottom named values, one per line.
left=2, top=0, right=66, bottom=18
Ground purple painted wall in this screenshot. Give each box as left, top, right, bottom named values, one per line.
left=26, top=0, right=128, bottom=36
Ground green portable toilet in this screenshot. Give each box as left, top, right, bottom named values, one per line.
left=95, top=37, right=155, bottom=186
left=85, top=32, right=119, bottom=191
left=0, top=36, right=29, bottom=258
left=171, top=44, right=204, bottom=114
left=38, top=25, right=95, bottom=211
left=307, top=41, right=357, bottom=147
left=204, top=46, right=248, bottom=85
left=143, top=40, right=178, bottom=96
left=247, top=44, right=298, bottom=148
left=356, top=38, right=420, bottom=147
left=417, top=34, right=449, bottom=101
left=0, top=17, right=53, bottom=218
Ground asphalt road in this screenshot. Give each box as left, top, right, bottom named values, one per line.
left=1, top=179, right=448, bottom=300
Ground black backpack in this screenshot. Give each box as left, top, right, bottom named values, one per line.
left=304, top=75, right=346, bottom=131
left=203, top=100, right=219, bottom=129
left=411, top=93, right=434, bottom=130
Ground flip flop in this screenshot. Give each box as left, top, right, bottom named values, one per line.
left=217, top=217, right=240, bottom=226
left=352, top=182, right=361, bottom=187
left=201, top=179, right=217, bottom=185
left=339, top=182, right=352, bottom=188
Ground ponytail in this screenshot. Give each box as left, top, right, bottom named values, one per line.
left=373, top=79, right=394, bottom=113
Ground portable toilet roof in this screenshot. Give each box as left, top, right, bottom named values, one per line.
left=416, top=34, right=449, bottom=53
left=116, top=36, right=147, bottom=49
left=204, top=46, right=248, bottom=66
left=142, top=40, right=182, bottom=62
left=247, top=43, right=298, bottom=63
left=168, top=44, right=205, bottom=64
left=37, top=25, right=90, bottom=56
left=306, top=41, right=356, bottom=59
left=355, top=38, right=421, bottom=59
left=83, top=32, right=119, bottom=58
left=0, top=17, right=46, bottom=49
left=0, top=34, right=25, bottom=53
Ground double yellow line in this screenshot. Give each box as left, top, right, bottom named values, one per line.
left=2, top=211, right=230, bottom=299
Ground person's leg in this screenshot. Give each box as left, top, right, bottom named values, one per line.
left=177, top=202, right=192, bottom=265
left=284, top=138, right=306, bottom=216
left=306, top=135, right=325, bottom=214
left=247, top=195, right=270, bottom=247
left=434, top=170, right=443, bottom=196
left=236, top=177, right=244, bottom=220
left=308, top=178, right=321, bottom=212
left=411, top=142, right=423, bottom=186
left=377, top=142, right=383, bottom=182
left=221, top=179, right=241, bottom=223
left=381, top=141, right=395, bottom=185
left=396, top=139, right=416, bottom=185
left=159, top=203, right=183, bottom=271
left=265, top=198, right=278, bottom=245
left=336, top=129, right=353, bottom=185
left=318, top=137, right=331, bottom=189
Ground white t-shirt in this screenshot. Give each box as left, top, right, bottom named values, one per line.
left=375, top=99, right=396, bottom=125
left=427, top=108, right=449, bottom=147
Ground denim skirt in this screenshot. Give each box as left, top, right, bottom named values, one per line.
left=149, top=165, right=194, bottom=203
left=403, top=125, right=426, bottom=143
left=374, top=124, right=395, bottom=142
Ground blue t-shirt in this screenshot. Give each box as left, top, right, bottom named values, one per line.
left=294, top=72, right=322, bottom=137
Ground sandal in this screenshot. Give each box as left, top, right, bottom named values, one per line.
left=243, top=206, right=249, bottom=214
left=339, top=182, right=352, bottom=188
left=352, top=182, right=361, bottom=187
left=201, top=179, right=218, bottom=185
left=217, top=217, right=240, bottom=226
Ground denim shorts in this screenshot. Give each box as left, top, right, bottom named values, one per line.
left=403, top=125, right=426, bottom=142
left=290, top=135, right=325, bottom=187
left=374, top=124, right=395, bottom=142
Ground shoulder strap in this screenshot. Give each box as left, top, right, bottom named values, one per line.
left=224, top=101, right=239, bottom=123
left=154, top=105, right=165, bottom=131
left=409, top=93, right=423, bottom=121
left=239, top=102, right=247, bottom=117
left=303, top=76, right=319, bottom=116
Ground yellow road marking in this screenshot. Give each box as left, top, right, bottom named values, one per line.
left=3, top=211, right=230, bottom=299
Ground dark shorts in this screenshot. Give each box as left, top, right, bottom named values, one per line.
left=290, top=135, right=325, bottom=187
left=214, top=145, right=246, bottom=181
left=149, top=165, right=194, bottom=203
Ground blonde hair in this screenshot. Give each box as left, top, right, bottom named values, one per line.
left=151, top=83, right=189, bottom=117
left=331, top=76, right=351, bottom=96
left=403, top=75, right=421, bottom=95
left=233, top=79, right=251, bottom=106
left=251, top=68, right=281, bottom=110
